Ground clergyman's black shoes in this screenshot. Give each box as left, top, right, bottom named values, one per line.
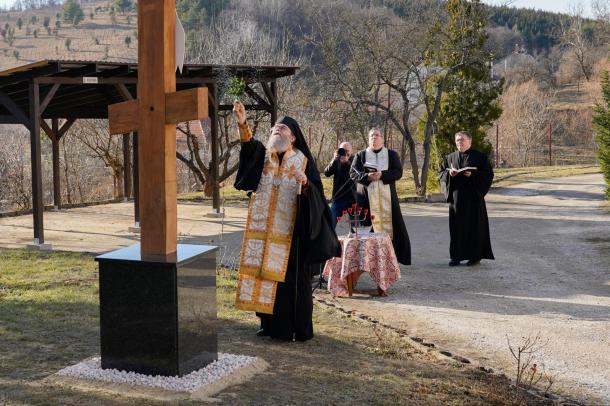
left=256, top=328, right=269, bottom=337
left=466, top=259, right=481, bottom=266
left=449, top=259, right=461, bottom=266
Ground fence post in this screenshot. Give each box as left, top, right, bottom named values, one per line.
left=549, top=123, right=552, bottom=166
left=495, top=124, right=499, bottom=168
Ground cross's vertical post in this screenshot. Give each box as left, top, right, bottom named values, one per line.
left=101, top=0, right=216, bottom=377
left=138, top=0, right=177, bottom=257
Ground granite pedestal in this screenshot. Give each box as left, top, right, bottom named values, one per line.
left=95, top=244, right=217, bottom=377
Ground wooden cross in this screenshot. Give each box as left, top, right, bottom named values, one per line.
left=107, top=0, right=208, bottom=258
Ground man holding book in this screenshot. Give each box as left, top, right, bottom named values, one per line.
left=350, top=127, right=411, bottom=265
left=439, top=131, right=494, bottom=266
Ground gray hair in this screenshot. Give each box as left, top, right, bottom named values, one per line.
left=368, top=127, right=383, bottom=137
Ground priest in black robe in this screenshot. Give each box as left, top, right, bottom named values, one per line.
left=439, top=130, right=494, bottom=266
left=350, top=127, right=411, bottom=266
left=233, top=101, right=340, bottom=341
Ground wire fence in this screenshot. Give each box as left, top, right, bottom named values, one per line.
left=494, top=146, right=598, bottom=167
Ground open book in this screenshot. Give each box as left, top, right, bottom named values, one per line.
left=449, top=165, right=477, bottom=173
left=364, top=162, right=379, bottom=173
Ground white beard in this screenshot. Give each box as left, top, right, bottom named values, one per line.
left=267, top=134, right=290, bottom=153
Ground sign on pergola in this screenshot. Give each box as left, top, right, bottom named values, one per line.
left=107, top=0, right=208, bottom=257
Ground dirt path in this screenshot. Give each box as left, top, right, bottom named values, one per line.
left=329, top=173, right=610, bottom=404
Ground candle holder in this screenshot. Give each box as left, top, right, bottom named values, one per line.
left=336, top=203, right=369, bottom=238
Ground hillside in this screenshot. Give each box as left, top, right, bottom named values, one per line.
left=0, top=1, right=137, bottom=71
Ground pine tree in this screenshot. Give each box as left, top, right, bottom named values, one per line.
left=592, top=71, right=610, bottom=199
left=62, top=0, right=84, bottom=26
left=429, top=0, right=503, bottom=164
left=114, top=0, right=133, bottom=14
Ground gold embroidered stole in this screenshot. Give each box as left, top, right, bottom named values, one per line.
left=235, top=148, right=308, bottom=314
left=365, top=147, right=393, bottom=238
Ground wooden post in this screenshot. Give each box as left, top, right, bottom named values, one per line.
left=548, top=123, right=552, bottom=166
left=122, top=133, right=131, bottom=200
left=51, top=118, right=61, bottom=209
left=384, top=84, right=391, bottom=142
left=209, top=83, right=220, bottom=213
left=136, top=0, right=177, bottom=256
left=132, top=131, right=140, bottom=225
left=270, top=81, right=277, bottom=124
left=495, top=124, right=499, bottom=168
left=29, top=82, right=44, bottom=245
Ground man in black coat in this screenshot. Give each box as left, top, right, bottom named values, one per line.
left=350, top=127, right=411, bottom=266
left=439, top=131, right=494, bottom=267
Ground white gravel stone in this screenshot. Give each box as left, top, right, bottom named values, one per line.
left=56, top=353, right=258, bottom=393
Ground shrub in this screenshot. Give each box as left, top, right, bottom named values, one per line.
left=592, top=71, right=610, bottom=199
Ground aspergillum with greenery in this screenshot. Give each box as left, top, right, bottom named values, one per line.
left=592, top=71, right=610, bottom=199
left=227, top=76, right=247, bottom=101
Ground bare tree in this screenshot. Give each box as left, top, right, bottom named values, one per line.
left=0, top=128, right=32, bottom=210
left=308, top=0, right=492, bottom=195
left=307, top=2, right=433, bottom=193
left=71, top=119, right=125, bottom=198
left=497, top=80, right=556, bottom=166
left=561, top=1, right=594, bottom=82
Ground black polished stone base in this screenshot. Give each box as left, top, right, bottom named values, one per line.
left=95, top=244, right=217, bottom=377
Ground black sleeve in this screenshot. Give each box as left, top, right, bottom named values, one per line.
left=350, top=152, right=371, bottom=187
left=233, top=139, right=266, bottom=192
left=473, top=153, right=494, bottom=198
left=324, top=159, right=338, bottom=177
left=380, top=150, right=403, bottom=184
left=439, top=155, right=450, bottom=201
left=299, top=180, right=341, bottom=264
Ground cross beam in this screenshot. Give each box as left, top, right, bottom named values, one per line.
left=108, top=87, right=208, bottom=135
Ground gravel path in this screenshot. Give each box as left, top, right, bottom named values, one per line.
left=333, top=174, right=610, bottom=404
left=1, top=173, right=607, bottom=403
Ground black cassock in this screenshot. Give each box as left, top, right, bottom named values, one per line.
left=350, top=149, right=411, bottom=265
left=234, top=138, right=340, bottom=341
left=439, top=148, right=494, bottom=261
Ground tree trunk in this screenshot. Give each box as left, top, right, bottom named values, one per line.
left=406, top=137, right=421, bottom=193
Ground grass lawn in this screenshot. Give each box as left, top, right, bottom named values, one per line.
left=179, top=164, right=601, bottom=203
left=0, top=249, right=548, bottom=405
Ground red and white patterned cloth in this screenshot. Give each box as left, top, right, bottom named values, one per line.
left=322, top=233, right=401, bottom=297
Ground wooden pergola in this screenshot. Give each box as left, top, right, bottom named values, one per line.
left=0, top=59, right=297, bottom=247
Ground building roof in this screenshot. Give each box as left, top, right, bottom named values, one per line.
left=0, top=59, right=298, bottom=123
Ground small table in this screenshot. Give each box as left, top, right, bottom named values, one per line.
left=322, top=232, right=401, bottom=297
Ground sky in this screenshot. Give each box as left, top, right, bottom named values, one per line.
left=482, top=0, right=593, bottom=17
